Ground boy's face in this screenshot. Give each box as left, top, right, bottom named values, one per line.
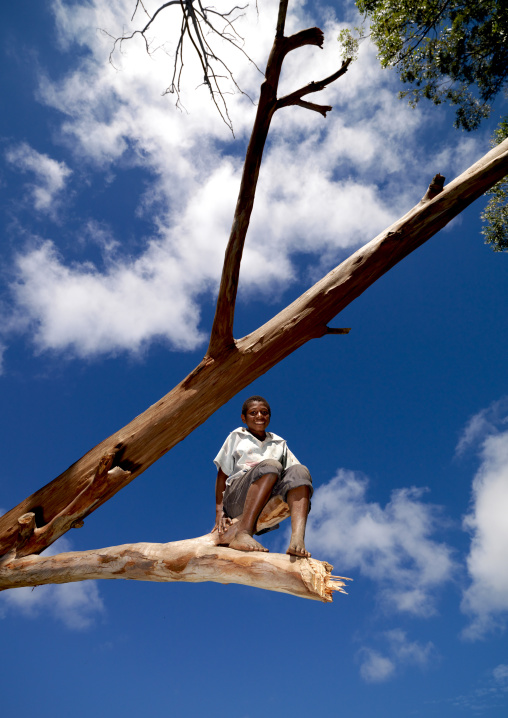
left=241, top=401, right=270, bottom=439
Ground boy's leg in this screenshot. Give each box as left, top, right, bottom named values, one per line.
left=286, top=485, right=311, bottom=558
left=272, top=464, right=313, bottom=558
left=220, top=460, right=282, bottom=552
left=220, top=472, right=278, bottom=552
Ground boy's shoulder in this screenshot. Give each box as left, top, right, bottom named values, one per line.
left=267, top=431, right=285, bottom=443
left=229, top=427, right=286, bottom=443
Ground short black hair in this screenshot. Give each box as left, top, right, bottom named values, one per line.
left=241, top=395, right=271, bottom=416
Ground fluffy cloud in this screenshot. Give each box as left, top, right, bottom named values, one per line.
left=358, top=649, right=395, bottom=683
left=358, top=629, right=434, bottom=683
left=5, top=142, right=72, bottom=216
left=0, top=537, right=104, bottom=630
left=12, top=240, right=207, bottom=356
left=461, top=422, right=508, bottom=639
left=305, top=470, right=456, bottom=615
left=4, top=0, right=485, bottom=360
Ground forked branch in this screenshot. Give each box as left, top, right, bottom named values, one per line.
left=276, top=58, right=353, bottom=111
left=110, top=1, right=352, bottom=354
left=207, top=7, right=353, bottom=357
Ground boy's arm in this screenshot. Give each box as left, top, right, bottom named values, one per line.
left=212, top=468, right=231, bottom=534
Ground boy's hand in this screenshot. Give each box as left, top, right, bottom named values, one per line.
left=212, top=510, right=232, bottom=534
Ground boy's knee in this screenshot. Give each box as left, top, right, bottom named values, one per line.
left=283, top=465, right=313, bottom=501
left=256, top=459, right=283, bottom=476
left=287, top=464, right=312, bottom=483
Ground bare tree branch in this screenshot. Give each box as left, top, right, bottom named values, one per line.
left=325, top=327, right=351, bottom=335
left=106, top=0, right=260, bottom=133
left=284, top=26, right=324, bottom=51
left=207, top=21, right=353, bottom=356
left=276, top=58, right=353, bottom=111
left=0, top=535, right=350, bottom=602
left=276, top=0, right=289, bottom=37
left=0, top=495, right=350, bottom=602
left=295, top=99, right=333, bottom=116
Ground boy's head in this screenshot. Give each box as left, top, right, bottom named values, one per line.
left=241, top=396, right=271, bottom=438
left=241, top=395, right=271, bottom=417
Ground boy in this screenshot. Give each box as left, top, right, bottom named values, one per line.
left=212, top=395, right=313, bottom=557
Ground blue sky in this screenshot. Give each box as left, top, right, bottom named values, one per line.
left=1, top=1, right=507, bottom=716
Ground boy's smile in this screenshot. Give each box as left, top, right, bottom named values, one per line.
left=241, top=401, right=270, bottom=440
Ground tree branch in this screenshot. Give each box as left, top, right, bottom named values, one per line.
left=285, top=27, right=324, bottom=52
left=0, top=534, right=350, bottom=602
left=276, top=0, right=289, bottom=37
left=0, top=484, right=348, bottom=602
left=295, top=99, right=333, bottom=116
left=1, top=137, right=507, bottom=562
left=5, top=463, right=131, bottom=560
left=420, top=173, right=445, bottom=202
left=107, top=1, right=258, bottom=134
left=276, top=58, right=353, bottom=111
left=207, top=17, right=342, bottom=357
left=324, top=327, right=351, bottom=335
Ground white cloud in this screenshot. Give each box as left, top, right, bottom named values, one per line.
left=430, top=136, right=484, bottom=180
left=456, top=396, right=508, bottom=456
left=358, top=649, right=395, bottom=683
left=305, top=470, right=456, bottom=615
left=4, top=0, right=488, bottom=360
left=358, top=629, right=434, bottom=683
left=5, top=142, right=72, bottom=216
left=461, top=426, right=508, bottom=639
left=493, top=664, right=508, bottom=685
left=0, top=537, right=104, bottom=630
left=13, top=240, right=207, bottom=356
left=384, top=628, right=434, bottom=665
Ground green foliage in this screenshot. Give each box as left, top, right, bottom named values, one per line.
left=481, top=119, right=508, bottom=251
left=337, top=26, right=365, bottom=62
left=357, top=1, right=507, bottom=250
left=357, top=0, right=508, bottom=131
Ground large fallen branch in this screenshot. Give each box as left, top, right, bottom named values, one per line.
left=0, top=498, right=350, bottom=602
left=0, top=536, right=350, bottom=602
left=1, top=137, right=508, bottom=562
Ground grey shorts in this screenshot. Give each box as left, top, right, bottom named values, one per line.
left=222, top=459, right=313, bottom=532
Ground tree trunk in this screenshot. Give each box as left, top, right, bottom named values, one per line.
left=1, top=137, right=507, bottom=562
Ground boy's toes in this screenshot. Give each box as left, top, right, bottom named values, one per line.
left=286, top=542, right=311, bottom=558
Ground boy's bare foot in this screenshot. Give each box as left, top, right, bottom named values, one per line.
left=229, top=530, right=268, bottom=552
left=286, top=537, right=311, bottom=558
left=219, top=522, right=269, bottom=552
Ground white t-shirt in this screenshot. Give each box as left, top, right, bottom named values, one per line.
left=214, top=427, right=300, bottom=486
